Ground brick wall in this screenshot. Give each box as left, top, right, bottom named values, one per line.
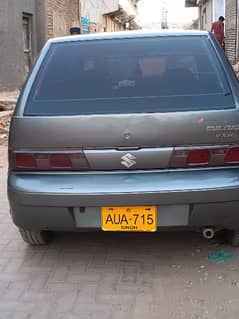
left=46, top=0, right=80, bottom=38
left=103, top=15, right=125, bottom=32
left=225, top=0, right=237, bottom=64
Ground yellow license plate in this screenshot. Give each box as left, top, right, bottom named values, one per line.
left=101, top=206, right=157, bottom=232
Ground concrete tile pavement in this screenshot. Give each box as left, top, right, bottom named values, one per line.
left=1, top=145, right=239, bottom=318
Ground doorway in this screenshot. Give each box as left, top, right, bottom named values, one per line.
left=22, top=13, right=33, bottom=77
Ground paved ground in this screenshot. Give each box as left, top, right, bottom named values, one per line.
left=1, top=145, right=239, bottom=319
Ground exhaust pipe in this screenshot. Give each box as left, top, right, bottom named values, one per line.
left=203, top=228, right=215, bottom=239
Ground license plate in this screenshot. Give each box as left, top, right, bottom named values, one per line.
left=101, top=206, right=157, bottom=232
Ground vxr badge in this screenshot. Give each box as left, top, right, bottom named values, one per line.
left=121, top=153, right=136, bottom=168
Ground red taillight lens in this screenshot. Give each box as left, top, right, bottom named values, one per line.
left=187, top=149, right=210, bottom=165
left=50, top=154, right=72, bottom=168
left=15, top=153, right=37, bottom=169
left=225, top=148, right=239, bottom=163
left=171, top=146, right=239, bottom=168
left=10, top=151, right=90, bottom=171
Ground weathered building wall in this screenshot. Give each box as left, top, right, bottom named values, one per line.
left=196, top=0, right=239, bottom=65
left=80, top=0, right=118, bottom=25
left=0, top=0, right=81, bottom=91
left=0, top=0, right=138, bottom=91
left=0, top=0, right=39, bottom=91
left=225, top=0, right=237, bottom=64
left=103, top=15, right=125, bottom=32
left=80, top=0, right=139, bottom=32
left=198, top=0, right=213, bottom=31
left=213, top=0, right=225, bottom=21
left=80, top=0, right=124, bottom=32
left=35, top=0, right=47, bottom=52
left=46, top=0, right=80, bottom=38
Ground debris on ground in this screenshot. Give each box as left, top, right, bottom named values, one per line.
left=233, top=62, right=239, bottom=78
left=0, top=91, right=18, bottom=145
left=0, top=90, right=18, bottom=112
left=0, top=90, right=19, bottom=100
left=0, top=99, right=16, bottom=111
left=231, top=280, right=239, bottom=287
left=0, top=110, right=13, bottom=145
left=209, top=250, right=234, bottom=264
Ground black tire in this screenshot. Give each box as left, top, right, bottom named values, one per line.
left=231, top=230, right=239, bottom=247
left=19, top=228, right=52, bottom=245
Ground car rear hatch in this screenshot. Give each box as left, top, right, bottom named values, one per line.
left=9, top=34, right=239, bottom=171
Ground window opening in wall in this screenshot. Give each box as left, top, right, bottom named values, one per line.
left=22, top=13, right=33, bottom=77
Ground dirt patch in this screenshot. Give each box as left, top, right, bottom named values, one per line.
left=0, top=90, right=19, bottom=112
left=0, top=91, right=18, bottom=146
left=0, top=90, right=19, bottom=100
left=0, top=111, right=12, bottom=146
left=233, top=62, right=239, bottom=78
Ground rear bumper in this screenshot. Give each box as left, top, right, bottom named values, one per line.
left=7, top=168, right=239, bottom=230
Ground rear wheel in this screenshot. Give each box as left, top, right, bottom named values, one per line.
left=19, top=228, right=52, bottom=245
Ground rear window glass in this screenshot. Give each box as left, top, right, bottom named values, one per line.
left=24, top=36, right=234, bottom=115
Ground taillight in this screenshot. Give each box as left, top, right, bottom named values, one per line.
left=50, top=154, right=72, bottom=168
left=15, top=153, right=37, bottom=169
left=9, top=151, right=90, bottom=171
left=225, top=147, right=239, bottom=163
left=170, top=146, right=239, bottom=168
left=187, top=149, right=210, bottom=165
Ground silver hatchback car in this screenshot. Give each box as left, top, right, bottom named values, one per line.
left=8, top=30, right=239, bottom=245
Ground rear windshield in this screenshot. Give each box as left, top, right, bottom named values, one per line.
left=24, top=36, right=235, bottom=115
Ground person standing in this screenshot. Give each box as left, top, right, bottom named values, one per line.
left=211, top=16, right=225, bottom=49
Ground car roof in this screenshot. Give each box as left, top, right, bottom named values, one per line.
left=49, top=30, right=209, bottom=44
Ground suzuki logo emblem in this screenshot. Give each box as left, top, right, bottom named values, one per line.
left=121, top=153, right=136, bottom=168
